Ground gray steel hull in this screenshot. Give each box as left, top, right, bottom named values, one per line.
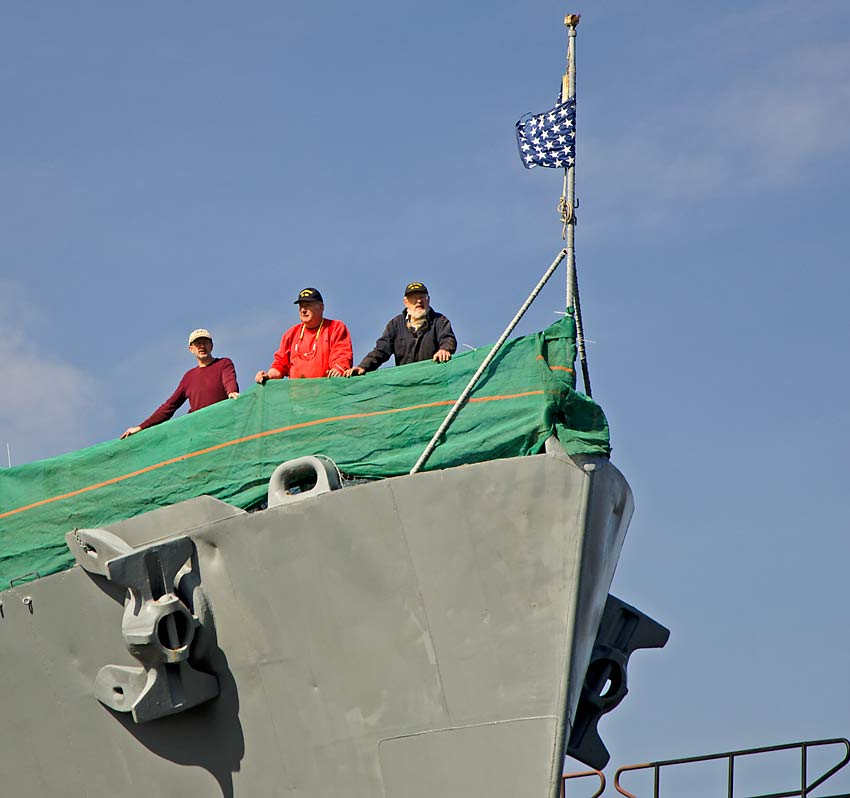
left=0, top=451, right=632, bottom=797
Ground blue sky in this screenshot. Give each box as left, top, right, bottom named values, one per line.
left=3, top=0, right=850, bottom=786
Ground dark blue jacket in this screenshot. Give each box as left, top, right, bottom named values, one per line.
left=358, top=308, right=457, bottom=371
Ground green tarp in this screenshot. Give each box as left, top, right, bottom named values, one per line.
left=0, top=319, right=609, bottom=587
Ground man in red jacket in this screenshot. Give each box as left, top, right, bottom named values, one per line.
left=254, top=287, right=353, bottom=383
left=120, top=328, right=240, bottom=439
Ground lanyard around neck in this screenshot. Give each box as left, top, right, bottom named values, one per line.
left=295, top=319, right=324, bottom=356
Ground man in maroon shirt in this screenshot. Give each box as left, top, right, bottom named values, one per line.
left=120, top=328, right=240, bottom=439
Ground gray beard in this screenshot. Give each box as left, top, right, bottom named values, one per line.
left=407, top=307, right=428, bottom=324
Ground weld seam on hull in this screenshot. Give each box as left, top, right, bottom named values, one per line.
left=378, top=714, right=558, bottom=743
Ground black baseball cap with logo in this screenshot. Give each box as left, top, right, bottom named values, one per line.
left=294, top=287, right=324, bottom=304
left=404, top=282, right=429, bottom=296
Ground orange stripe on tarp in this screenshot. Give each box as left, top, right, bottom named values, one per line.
left=535, top=355, right=575, bottom=373
left=0, top=390, right=544, bottom=520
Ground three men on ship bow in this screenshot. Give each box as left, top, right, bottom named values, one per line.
left=120, top=282, right=456, bottom=439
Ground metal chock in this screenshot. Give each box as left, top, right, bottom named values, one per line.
left=267, top=455, right=342, bottom=508
left=66, top=527, right=219, bottom=723
left=567, top=594, right=670, bottom=769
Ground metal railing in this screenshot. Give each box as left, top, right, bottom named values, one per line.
left=563, top=768, right=606, bottom=798
left=612, top=738, right=850, bottom=798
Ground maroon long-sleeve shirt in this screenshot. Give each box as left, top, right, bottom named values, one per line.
left=139, top=357, right=239, bottom=430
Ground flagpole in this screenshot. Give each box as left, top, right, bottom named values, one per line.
left=562, top=13, right=591, bottom=397
left=563, top=14, right=578, bottom=308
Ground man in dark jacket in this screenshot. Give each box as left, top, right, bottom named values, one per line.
left=344, top=282, right=457, bottom=376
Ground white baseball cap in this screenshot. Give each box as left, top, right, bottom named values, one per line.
left=188, top=328, right=213, bottom=345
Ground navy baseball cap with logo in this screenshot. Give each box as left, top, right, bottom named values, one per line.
left=404, top=282, right=429, bottom=296
left=294, top=287, right=324, bottom=304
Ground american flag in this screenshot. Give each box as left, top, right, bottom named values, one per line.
left=515, top=95, right=576, bottom=169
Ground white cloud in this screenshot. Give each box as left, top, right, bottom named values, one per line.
left=0, top=284, right=111, bottom=465
left=582, top=0, right=850, bottom=231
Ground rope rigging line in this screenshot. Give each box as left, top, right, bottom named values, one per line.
left=558, top=196, right=574, bottom=240
left=569, top=259, right=591, bottom=398
left=558, top=171, right=574, bottom=240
